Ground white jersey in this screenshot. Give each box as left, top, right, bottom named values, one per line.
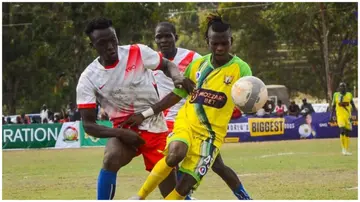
left=153, top=48, right=201, bottom=122
left=76, top=44, right=167, bottom=133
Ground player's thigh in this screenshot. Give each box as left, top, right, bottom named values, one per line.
left=337, top=116, right=346, bottom=128
left=345, top=119, right=352, bottom=132
left=164, top=121, right=192, bottom=166
left=138, top=131, right=168, bottom=171
left=180, top=136, right=220, bottom=190
left=103, top=137, right=137, bottom=171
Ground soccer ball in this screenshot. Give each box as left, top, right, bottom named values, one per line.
left=231, top=76, right=268, bottom=113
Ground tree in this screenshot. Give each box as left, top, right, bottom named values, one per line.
left=263, top=2, right=357, bottom=99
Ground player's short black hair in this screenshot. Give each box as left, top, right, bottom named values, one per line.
left=156, top=22, right=176, bottom=34
left=85, top=17, right=113, bottom=36
left=205, top=14, right=231, bottom=39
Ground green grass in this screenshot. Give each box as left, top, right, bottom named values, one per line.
left=2, top=138, right=358, bottom=200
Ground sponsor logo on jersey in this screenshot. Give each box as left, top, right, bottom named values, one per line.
left=223, top=75, right=234, bottom=85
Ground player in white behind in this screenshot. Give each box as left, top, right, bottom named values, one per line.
left=76, top=17, right=194, bottom=200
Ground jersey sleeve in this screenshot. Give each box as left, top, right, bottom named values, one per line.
left=193, top=52, right=202, bottom=60
left=137, top=44, right=162, bottom=70
left=240, top=61, right=252, bottom=77
left=76, top=74, right=96, bottom=109
left=173, top=61, right=194, bottom=98
left=332, top=93, right=337, bottom=106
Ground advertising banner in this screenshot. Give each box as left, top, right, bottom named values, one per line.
left=79, top=121, right=112, bottom=147
left=225, top=112, right=358, bottom=143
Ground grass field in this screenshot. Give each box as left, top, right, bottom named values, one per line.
left=2, top=138, right=358, bottom=200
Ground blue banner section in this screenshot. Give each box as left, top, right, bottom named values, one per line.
left=225, top=112, right=358, bottom=143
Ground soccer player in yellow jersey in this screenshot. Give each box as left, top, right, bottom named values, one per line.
left=125, top=15, right=252, bottom=200
left=330, top=82, right=357, bottom=155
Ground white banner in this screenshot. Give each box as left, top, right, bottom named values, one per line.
left=227, top=123, right=249, bottom=133
left=55, top=121, right=80, bottom=148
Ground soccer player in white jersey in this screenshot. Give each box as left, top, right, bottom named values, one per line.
left=76, top=17, right=194, bottom=200
left=152, top=22, right=251, bottom=200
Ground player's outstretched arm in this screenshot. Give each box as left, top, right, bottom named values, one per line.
left=159, top=58, right=194, bottom=94
left=80, top=108, right=145, bottom=147
left=121, top=92, right=184, bottom=127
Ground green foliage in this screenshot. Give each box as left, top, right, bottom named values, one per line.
left=2, top=2, right=358, bottom=115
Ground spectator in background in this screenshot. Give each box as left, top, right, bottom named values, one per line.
left=54, top=113, right=61, bottom=123
left=288, top=101, right=300, bottom=117
left=40, top=104, right=49, bottom=123
left=275, top=100, right=287, bottom=117
left=265, top=99, right=275, bottom=117
left=300, top=98, right=315, bottom=116
left=16, top=116, right=22, bottom=124
left=67, top=102, right=81, bottom=121
left=20, top=113, right=30, bottom=124
left=6, top=117, right=13, bottom=124
left=31, top=117, right=38, bottom=124
left=231, top=108, right=242, bottom=119
left=2, top=116, right=5, bottom=124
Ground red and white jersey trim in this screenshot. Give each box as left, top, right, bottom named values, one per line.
left=76, top=44, right=167, bottom=133
left=153, top=48, right=201, bottom=122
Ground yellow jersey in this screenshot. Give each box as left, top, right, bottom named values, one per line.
left=173, top=54, right=252, bottom=148
left=332, top=92, right=353, bottom=118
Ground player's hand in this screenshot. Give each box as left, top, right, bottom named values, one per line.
left=120, top=113, right=146, bottom=128
left=172, top=74, right=186, bottom=89
left=173, top=75, right=195, bottom=94
left=118, top=128, right=145, bottom=147
left=182, top=78, right=196, bottom=94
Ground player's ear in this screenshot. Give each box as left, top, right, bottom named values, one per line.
left=206, top=37, right=209, bottom=45
left=230, top=37, right=234, bottom=45
left=175, top=34, right=179, bottom=42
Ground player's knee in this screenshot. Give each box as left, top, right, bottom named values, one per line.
left=166, top=141, right=188, bottom=167
left=102, top=139, right=135, bottom=172
left=166, top=152, right=185, bottom=167
left=103, top=150, right=123, bottom=172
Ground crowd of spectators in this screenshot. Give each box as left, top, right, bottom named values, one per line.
left=231, top=98, right=318, bottom=120
left=3, top=98, right=320, bottom=124
left=2, top=101, right=110, bottom=125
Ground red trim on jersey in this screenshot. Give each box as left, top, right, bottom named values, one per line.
left=78, top=103, right=97, bottom=109
left=155, top=52, right=163, bottom=70
left=104, top=59, right=119, bottom=69
left=163, top=109, right=170, bottom=117
left=178, top=51, right=195, bottom=72
left=125, top=44, right=143, bottom=76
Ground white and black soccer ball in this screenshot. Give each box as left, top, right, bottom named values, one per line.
left=231, top=76, right=268, bottom=113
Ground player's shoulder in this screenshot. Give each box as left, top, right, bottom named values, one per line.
left=80, top=59, right=100, bottom=79
left=189, top=54, right=209, bottom=67
left=177, top=47, right=201, bottom=56
left=232, top=55, right=251, bottom=68
left=346, top=91, right=353, bottom=97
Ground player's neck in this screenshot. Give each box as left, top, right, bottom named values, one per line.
left=162, top=48, right=177, bottom=60
left=98, top=57, right=118, bottom=67
left=211, top=54, right=233, bottom=68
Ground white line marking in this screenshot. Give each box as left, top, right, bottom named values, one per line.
left=260, top=152, right=295, bottom=158
left=346, top=187, right=358, bottom=190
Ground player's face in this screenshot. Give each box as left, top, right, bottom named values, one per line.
left=155, top=25, right=177, bottom=54
left=90, top=27, right=119, bottom=63
left=339, top=83, right=346, bottom=93
left=207, top=29, right=232, bottom=62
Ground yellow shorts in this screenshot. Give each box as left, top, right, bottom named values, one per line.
left=337, top=116, right=352, bottom=131
left=165, top=120, right=220, bottom=189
